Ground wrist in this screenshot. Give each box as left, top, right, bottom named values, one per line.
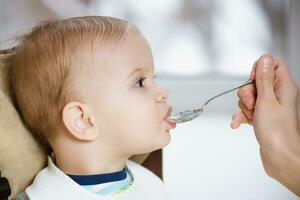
left=265, top=131, right=300, bottom=196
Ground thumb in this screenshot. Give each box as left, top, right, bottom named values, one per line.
left=255, top=54, right=278, bottom=105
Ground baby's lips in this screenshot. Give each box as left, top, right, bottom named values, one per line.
left=163, top=107, right=176, bottom=129
left=163, top=107, right=173, bottom=120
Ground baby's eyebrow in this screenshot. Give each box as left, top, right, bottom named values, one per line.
left=127, top=68, right=144, bottom=79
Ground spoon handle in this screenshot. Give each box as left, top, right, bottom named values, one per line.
left=205, top=79, right=255, bottom=105
left=170, top=80, right=256, bottom=123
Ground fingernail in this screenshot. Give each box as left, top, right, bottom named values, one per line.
left=258, top=55, right=273, bottom=67
left=262, top=57, right=272, bottom=66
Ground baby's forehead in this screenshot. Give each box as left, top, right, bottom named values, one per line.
left=73, top=29, right=154, bottom=85
left=104, top=31, right=154, bottom=75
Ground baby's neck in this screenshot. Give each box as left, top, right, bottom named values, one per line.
left=52, top=141, right=128, bottom=175
left=56, top=155, right=127, bottom=175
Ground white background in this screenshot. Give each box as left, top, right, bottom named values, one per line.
left=163, top=114, right=299, bottom=200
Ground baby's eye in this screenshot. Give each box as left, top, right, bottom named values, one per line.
left=134, top=77, right=146, bottom=88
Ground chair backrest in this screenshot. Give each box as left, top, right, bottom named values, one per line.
left=0, top=50, right=47, bottom=199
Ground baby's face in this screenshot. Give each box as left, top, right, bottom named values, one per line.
left=87, top=29, right=175, bottom=156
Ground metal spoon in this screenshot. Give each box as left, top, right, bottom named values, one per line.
left=169, top=79, right=255, bottom=123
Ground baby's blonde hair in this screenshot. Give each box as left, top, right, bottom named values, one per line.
left=4, top=16, right=129, bottom=153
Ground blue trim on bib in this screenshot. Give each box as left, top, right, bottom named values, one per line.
left=67, top=168, right=127, bottom=185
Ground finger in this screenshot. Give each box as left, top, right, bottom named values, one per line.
left=238, top=100, right=254, bottom=120
left=298, top=97, right=300, bottom=131
left=274, top=57, right=299, bottom=105
left=237, top=84, right=257, bottom=110
left=274, top=58, right=293, bottom=84
left=255, top=54, right=278, bottom=104
left=231, top=111, right=249, bottom=129
left=250, top=60, right=258, bottom=80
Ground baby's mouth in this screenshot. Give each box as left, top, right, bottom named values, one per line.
left=164, top=107, right=176, bottom=129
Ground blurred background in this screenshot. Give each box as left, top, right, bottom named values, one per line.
left=1, top=0, right=299, bottom=199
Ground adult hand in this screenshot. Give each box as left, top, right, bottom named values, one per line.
left=231, top=54, right=300, bottom=196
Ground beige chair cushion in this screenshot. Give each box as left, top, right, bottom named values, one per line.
left=0, top=52, right=149, bottom=199
left=0, top=52, right=47, bottom=199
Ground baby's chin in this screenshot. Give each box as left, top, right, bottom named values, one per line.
left=153, top=129, right=172, bottom=150
left=135, top=133, right=171, bottom=155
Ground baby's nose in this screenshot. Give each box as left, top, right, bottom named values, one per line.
left=156, top=86, right=169, bottom=102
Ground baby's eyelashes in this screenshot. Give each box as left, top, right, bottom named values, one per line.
left=134, top=77, right=146, bottom=88
left=133, top=74, right=157, bottom=88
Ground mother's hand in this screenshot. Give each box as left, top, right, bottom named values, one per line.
left=231, top=54, right=300, bottom=196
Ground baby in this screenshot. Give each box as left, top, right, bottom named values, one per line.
left=7, top=16, right=176, bottom=199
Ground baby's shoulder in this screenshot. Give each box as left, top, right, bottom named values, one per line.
left=126, top=160, right=170, bottom=199
left=126, top=160, right=164, bottom=185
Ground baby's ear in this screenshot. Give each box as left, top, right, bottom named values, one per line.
left=62, top=102, right=99, bottom=141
